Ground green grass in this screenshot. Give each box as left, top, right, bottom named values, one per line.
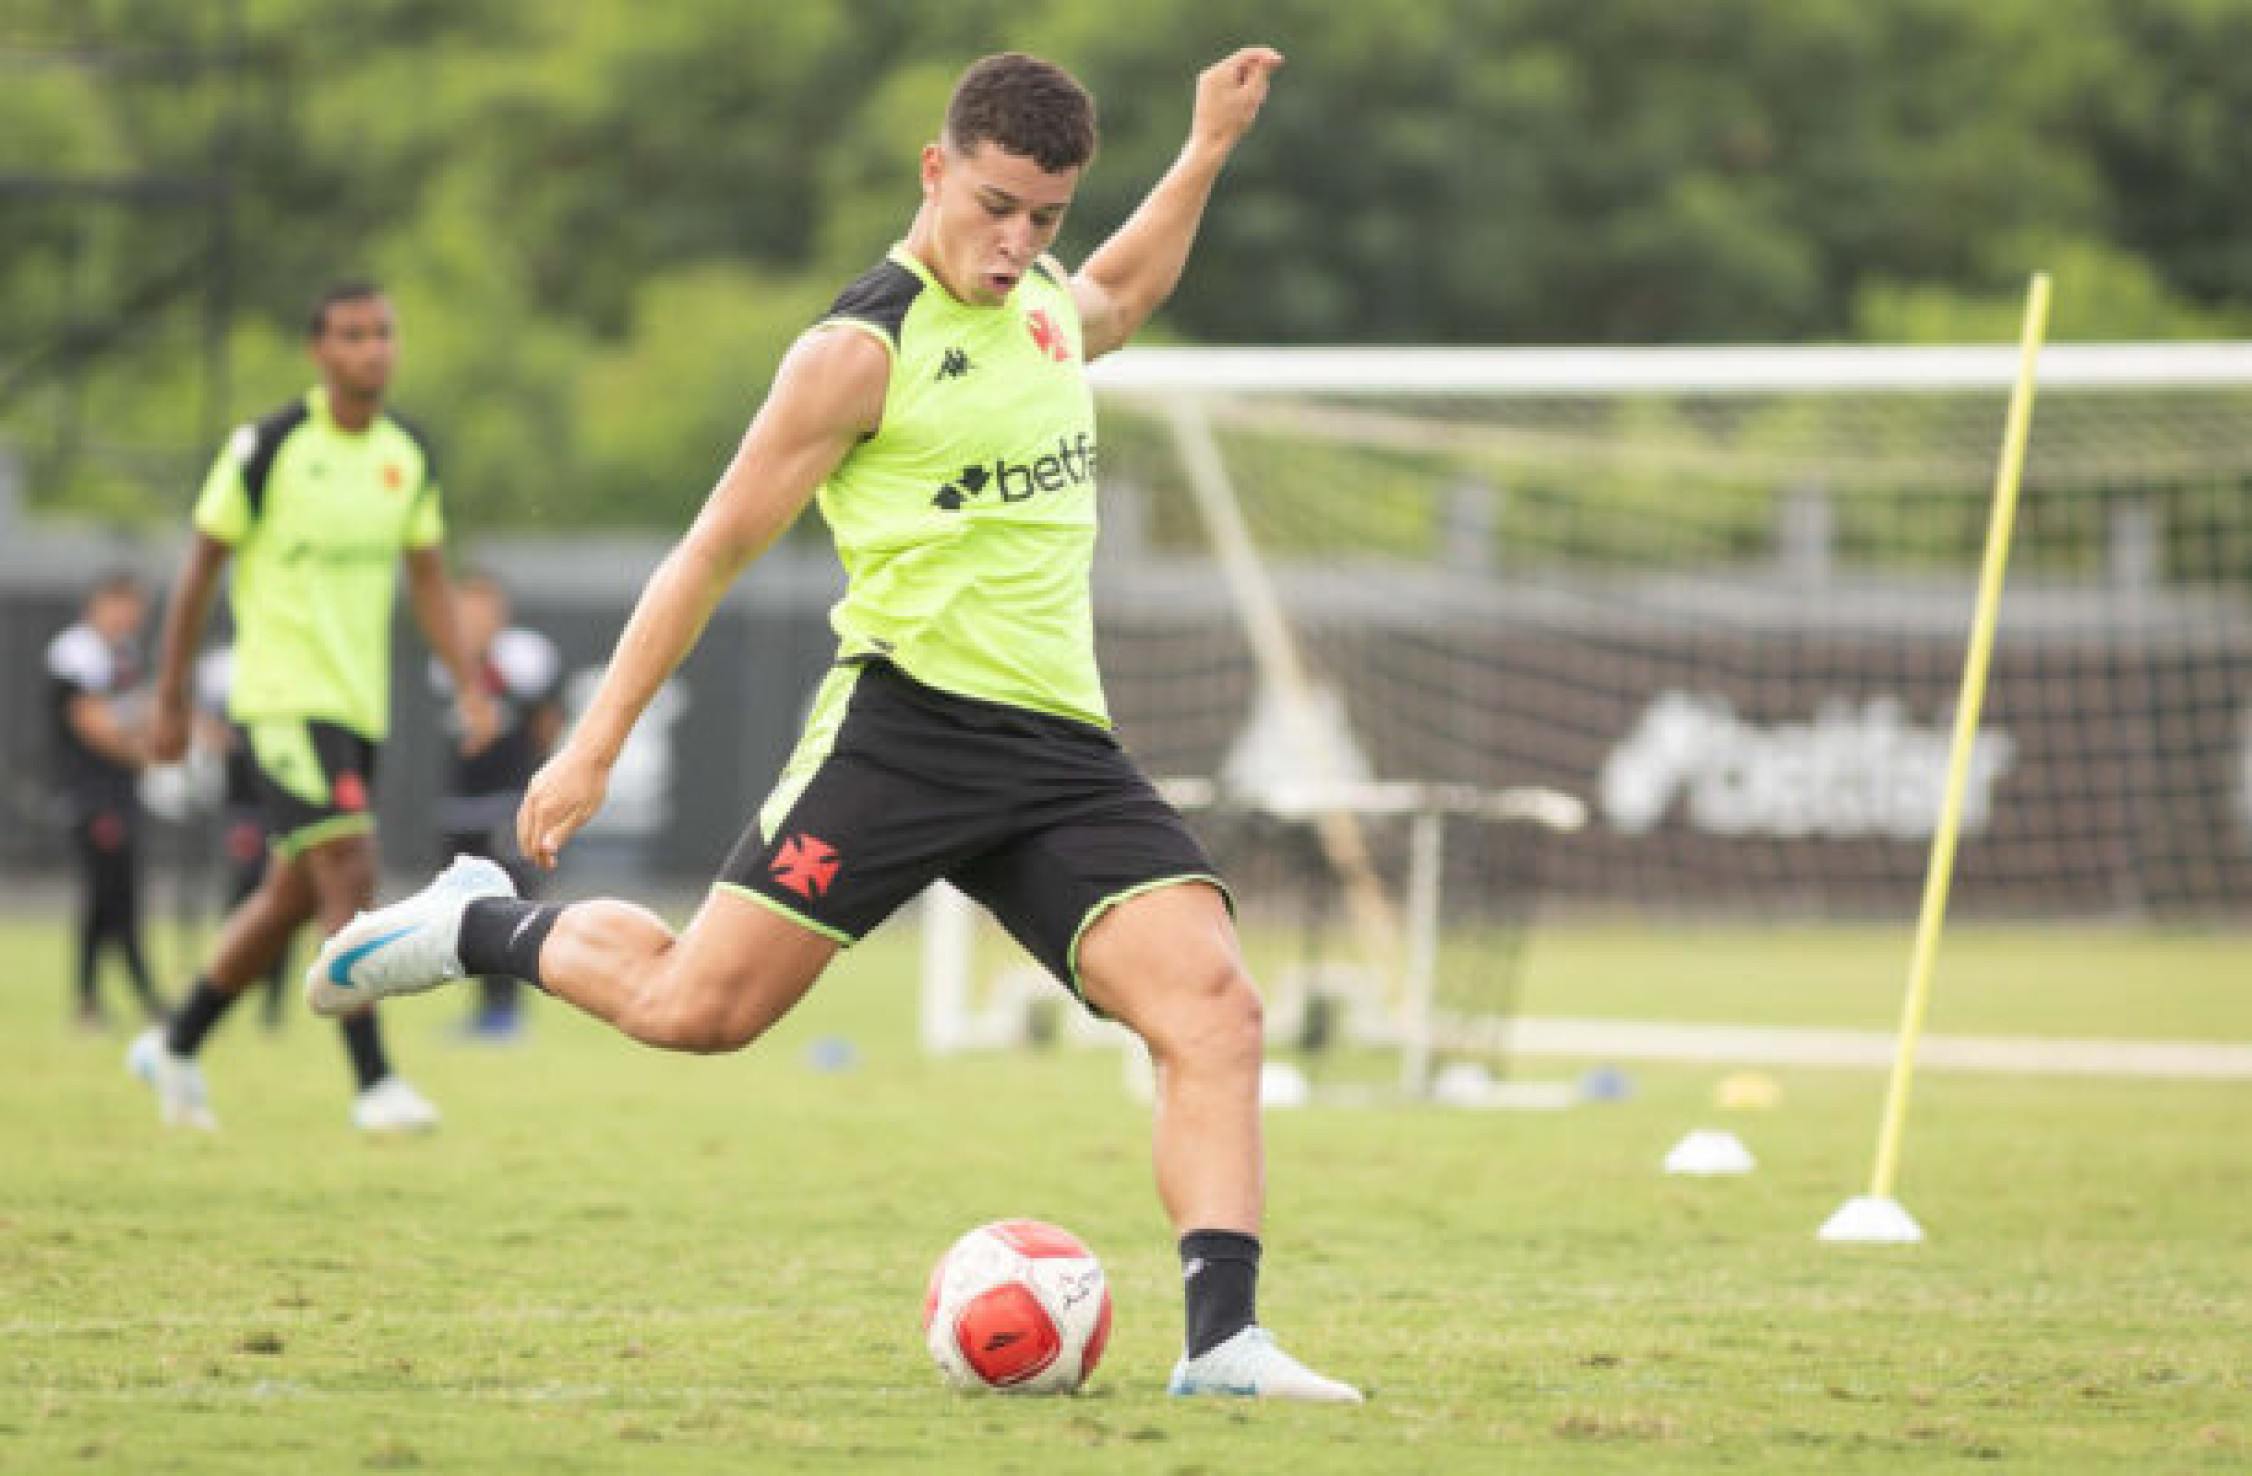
left=5, top=914, right=2248, bottom=1472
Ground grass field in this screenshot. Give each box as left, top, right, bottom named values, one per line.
left=5, top=912, right=2248, bottom=1472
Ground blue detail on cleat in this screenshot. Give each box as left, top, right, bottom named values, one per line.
left=1165, top=1326, right=1364, bottom=1403
left=1167, top=1373, right=1258, bottom=1396
left=327, top=925, right=418, bottom=987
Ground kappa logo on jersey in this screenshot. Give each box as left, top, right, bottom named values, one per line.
left=1026, top=307, right=1071, bottom=362
left=769, top=833, right=841, bottom=900
left=929, top=432, right=1097, bottom=511
left=936, top=347, right=973, bottom=381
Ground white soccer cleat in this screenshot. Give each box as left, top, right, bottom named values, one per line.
left=352, top=1076, right=442, bottom=1134
left=1166, top=1326, right=1365, bottom=1403
left=126, top=1026, right=219, bottom=1132
left=305, top=855, right=515, bottom=1017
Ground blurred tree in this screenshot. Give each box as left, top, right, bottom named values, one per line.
left=2, top=0, right=2247, bottom=528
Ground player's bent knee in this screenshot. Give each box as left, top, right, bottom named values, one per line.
left=655, top=989, right=773, bottom=1055
left=628, top=955, right=804, bottom=1056
left=653, top=1010, right=751, bottom=1055
left=1143, top=959, right=1264, bottom=1070
left=1209, top=968, right=1266, bottom=1059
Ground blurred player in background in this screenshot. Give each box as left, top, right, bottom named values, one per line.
left=133, top=279, right=495, bottom=1133
left=47, top=570, right=167, bottom=1030
left=195, top=646, right=292, bottom=1031
left=428, top=571, right=564, bottom=1042
left=317, top=51, right=1362, bottom=1400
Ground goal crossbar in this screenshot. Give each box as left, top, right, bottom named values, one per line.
left=1090, top=342, right=2252, bottom=397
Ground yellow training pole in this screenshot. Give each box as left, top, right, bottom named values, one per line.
left=1867, top=272, right=2052, bottom=1204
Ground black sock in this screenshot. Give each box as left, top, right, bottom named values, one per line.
left=120, top=932, right=165, bottom=1016
left=261, top=949, right=289, bottom=1025
left=1180, top=1229, right=1261, bottom=1358
left=457, top=899, right=564, bottom=988
left=339, top=1011, right=390, bottom=1091
left=75, top=920, right=100, bottom=1016
left=166, top=978, right=239, bottom=1056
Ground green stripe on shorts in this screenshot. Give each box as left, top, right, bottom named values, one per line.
left=714, top=881, right=856, bottom=947
left=756, top=663, right=866, bottom=843
left=1066, top=873, right=1232, bottom=996
left=247, top=719, right=331, bottom=807
left=272, top=811, right=375, bottom=860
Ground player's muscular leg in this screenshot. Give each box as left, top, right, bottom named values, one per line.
left=538, top=887, right=838, bottom=1053
left=302, top=833, right=379, bottom=936
left=1077, top=883, right=1264, bottom=1236
left=203, top=854, right=317, bottom=992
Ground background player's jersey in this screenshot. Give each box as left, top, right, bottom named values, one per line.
left=814, top=244, right=1105, bottom=728
left=192, top=387, right=443, bottom=741
left=428, top=627, right=564, bottom=835
left=47, top=622, right=143, bottom=816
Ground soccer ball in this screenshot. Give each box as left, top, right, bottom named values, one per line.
left=922, top=1219, right=1113, bottom=1394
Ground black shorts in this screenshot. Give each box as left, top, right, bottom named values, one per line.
left=241, top=719, right=380, bottom=858
left=719, top=660, right=1226, bottom=997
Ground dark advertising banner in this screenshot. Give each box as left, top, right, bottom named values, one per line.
left=1101, top=614, right=2252, bottom=920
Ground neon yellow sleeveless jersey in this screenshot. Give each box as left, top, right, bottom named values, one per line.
left=814, top=244, right=1106, bottom=728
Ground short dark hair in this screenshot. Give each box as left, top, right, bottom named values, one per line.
left=308, top=279, right=386, bottom=338
left=944, top=53, right=1096, bottom=172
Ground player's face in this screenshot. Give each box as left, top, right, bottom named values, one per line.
left=921, top=140, right=1079, bottom=305
left=88, top=587, right=146, bottom=644
left=311, top=296, right=398, bottom=400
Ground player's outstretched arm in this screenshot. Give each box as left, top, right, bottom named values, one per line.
left=404, top=549, right=499, bottom=754
left=1072, top=46, right=1283, bottom=360
left=149, top=533, right=232, bottom=763
left=517, top=325, right=888, bottom=869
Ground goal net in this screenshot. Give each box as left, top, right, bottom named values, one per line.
left=923, top=343, right=2252, bottom=1093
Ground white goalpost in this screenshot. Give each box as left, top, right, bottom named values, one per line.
left=918, top=338, right=2252, bottom=1104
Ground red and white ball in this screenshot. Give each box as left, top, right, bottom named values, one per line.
left=922, top=1219, right=1113, bottom=1394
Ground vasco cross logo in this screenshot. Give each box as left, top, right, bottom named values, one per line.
left=768, top=833, right=841, bottom=900
left=929, top=432, right=1097, bottom=511
left=1026, top=307, right=1071, bottom=362
left=935, top=347, right=972, bottom=381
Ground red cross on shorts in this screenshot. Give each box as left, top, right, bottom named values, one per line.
left=769, top=833, right=841, bottom=900
left=1026, top=307, right=1071, bottom=362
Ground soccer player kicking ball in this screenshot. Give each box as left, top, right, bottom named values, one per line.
left=312, top=49, right=1361, bottom=1402
left=137, top=281, right=497, bottom=1133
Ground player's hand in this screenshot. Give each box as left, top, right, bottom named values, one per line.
left=148, top=694, right=191, bottom=765
left=455, top=687, right=500, bottom=757
left=1189, top=46, right=1283, bottom=156
left=518, top=742, right=610, bottom=871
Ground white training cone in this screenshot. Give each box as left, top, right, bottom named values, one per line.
left=1817, top=1195, right=1926, bottom=1244
left=1663, top=1129, right=1756, bottom=1176
left=1259, top=1059, right=1311, bottom=1109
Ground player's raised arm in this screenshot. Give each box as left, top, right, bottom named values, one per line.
left=517, top=325, right=889, bottom=868
left=1071, top=46, right=1282, bottom=360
